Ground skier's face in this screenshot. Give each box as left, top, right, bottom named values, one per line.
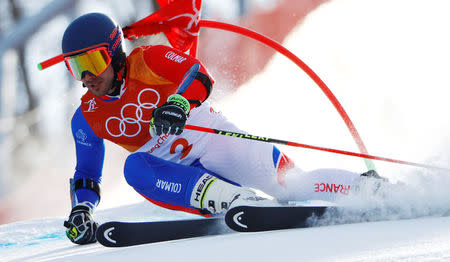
left=81, top=64, right=115, bottom=97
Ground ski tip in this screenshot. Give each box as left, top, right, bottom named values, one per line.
left=96, top=222, right=121, bottom=247
left=225, top=206, right=251, bottom=232
left=225, top=205, right=331, bottom=232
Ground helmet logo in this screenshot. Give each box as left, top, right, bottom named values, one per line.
left=107, top=26, right=122, bottom=56
left=112, top=33, right=121, bottom=52
left=109, top=27, right=118, bottom=40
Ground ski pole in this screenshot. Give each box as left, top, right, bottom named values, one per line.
left=184, top=124, right=450, bottom=172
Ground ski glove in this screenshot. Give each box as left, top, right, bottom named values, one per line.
left=150, top=94, right=190, bottom=136
left=64, top=203, right=98, bottom=245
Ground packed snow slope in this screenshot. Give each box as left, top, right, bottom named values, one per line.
left=2, top=202, right=450, bottom=262
left=2, top=0, right=450, bottom=261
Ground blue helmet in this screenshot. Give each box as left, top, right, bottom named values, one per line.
left=62, top=13, right=126, bottom=73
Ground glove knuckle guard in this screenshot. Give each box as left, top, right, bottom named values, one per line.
left=64, top=205, right=98, bottom=244
left=150, top=96, right=189, bottom=136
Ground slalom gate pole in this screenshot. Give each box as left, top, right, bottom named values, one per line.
left=198, top=20, right=376, bottom=171
left=185, top=124, right=450, bottom=172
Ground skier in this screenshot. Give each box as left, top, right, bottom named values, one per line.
left=59, top=13, right=378, bottom=244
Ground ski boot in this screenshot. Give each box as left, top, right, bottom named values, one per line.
left=190, top=174, right=278, bottom=215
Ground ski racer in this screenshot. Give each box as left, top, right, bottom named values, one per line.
left=58, top=13, right=379, bottom=244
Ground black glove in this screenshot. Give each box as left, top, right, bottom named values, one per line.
left=150, top=94, right=190, bottom=136
left=64, top=204, right=98, bottom=245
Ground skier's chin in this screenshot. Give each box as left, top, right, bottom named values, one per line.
left=88, top=84, right=109, bottom=97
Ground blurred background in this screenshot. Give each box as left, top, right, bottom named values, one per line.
left=0, top=0, right=326, bottom=223
left=1, top=0, right=450, bottom=225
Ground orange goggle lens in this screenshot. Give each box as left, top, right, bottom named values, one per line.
left=64, top=47, right=111, bottom=80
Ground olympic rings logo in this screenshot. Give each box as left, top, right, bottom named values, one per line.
left=105, top=88, right=160, bottom=137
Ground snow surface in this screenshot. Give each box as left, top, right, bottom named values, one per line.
left=2, top=201, right=450, bottom=261
left=2, top=0, right=450, bottom=261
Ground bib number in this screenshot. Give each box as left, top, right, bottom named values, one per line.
left=170, top=138, right=193, bottom=160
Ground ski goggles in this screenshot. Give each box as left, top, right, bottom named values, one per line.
left=64, top=47, right=111, bottom=80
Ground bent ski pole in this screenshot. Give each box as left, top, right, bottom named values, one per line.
left=184, top=124, right=450, bottom=172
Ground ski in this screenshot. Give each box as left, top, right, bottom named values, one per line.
left=225, top=205, right=329, bottom=232
left=96, top=216, right=230, bottom=247
left=96, top=205, right=331, bottom=247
